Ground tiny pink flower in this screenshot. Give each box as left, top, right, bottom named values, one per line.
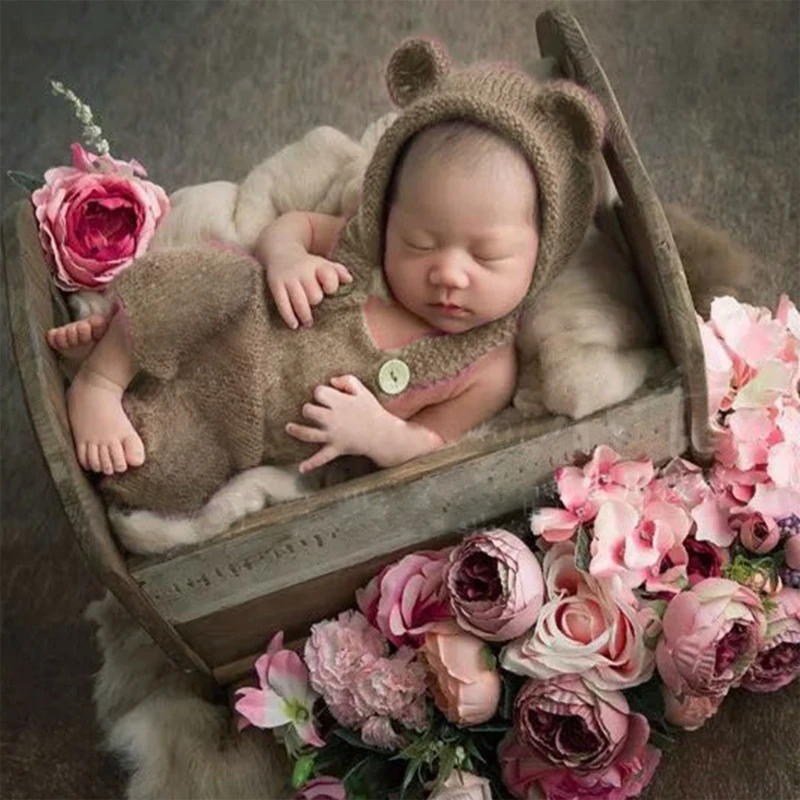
left=235, top=632, right=324, bottom=749
left=295, top=776, right=346, bottom=800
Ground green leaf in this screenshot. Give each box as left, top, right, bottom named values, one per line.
left=624, top=677, right=666, bottom=726
left=575, top=524, right=591, bottom=571
left=6, top=170, right=44, bottom=193
left=400, top=757, right=422, bottom=799
left=291, top=753, right=316, bottom=790
left=435, top=743, right=458, bottom=791
left=332, top=726, right=386, bottom=754
left=466, top=722, right=512, bottom=734
left=481, top=646, right=498, bottom=671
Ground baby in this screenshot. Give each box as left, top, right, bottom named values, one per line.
left=46, top=39, right=606, bottom=515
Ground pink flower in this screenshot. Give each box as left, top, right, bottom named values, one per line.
left=786, top=533, right=800, bottom=570
left=420, top=622, right=501, bottom=726
left=500, top=678, right=660, bottom=800
left=303, top=610, right=387, bottom=727
left=360, top=715, right=406, bottom=751
left=295, top=776, right=346, bottom=800
left=445, top=530, right=543, bottom=642
left=235, top=632, right=324, bottom=748
left=682, top=536, right=729, bottom=585
left=32, top=143, right=169, bottom=291
left=768, top=404, right=800, bottom=491
left=351, top=647, right=429, bottom=732
left=655, top=577, right=766, bottom=698
left=531, top=447, right=654, bottom=543
left=661, top=686, right=724, bottom=731
left=734, top=510, right=780, bottom=553
left=427, top=771, right=493, bottom=800
left=356, top=549, right=453, bottom=647
left=740, top=587, right=800, bottom=692
left=501, top=543, right=653, bottom=691
left=589, top=500, right=691, bottom=588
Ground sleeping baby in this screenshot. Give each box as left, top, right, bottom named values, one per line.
left=45, top=39, right=608, bottom=517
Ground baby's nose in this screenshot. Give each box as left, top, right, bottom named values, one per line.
left=430, top=251, right=470, bottom=289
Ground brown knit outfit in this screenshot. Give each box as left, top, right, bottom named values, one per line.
left=102, top=39, right=606, bottom=514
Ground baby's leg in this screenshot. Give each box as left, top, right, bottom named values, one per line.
left=47, top=314, right=110, bottom=363
left=66, top=309, right=144, bottom=474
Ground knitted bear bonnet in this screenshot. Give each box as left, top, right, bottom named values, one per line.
left=333, top=37, right=607, bottom=310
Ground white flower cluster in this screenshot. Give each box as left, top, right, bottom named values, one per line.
left=49, top=79, right=110, bottom=155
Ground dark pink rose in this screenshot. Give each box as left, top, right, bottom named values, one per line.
left=446, top=530, right=543, bottom=642
left=32, top=143, right=169, bottom=291
left=656, top=578, right=766, bottom=698
left=356, top=549, right=453, bottom=646
left=295, top=776, right=346, bottom=800
left=512, top=675, right=649, bottom=775
left=740, top=587, right=800, bottom=692
left=735, top=510, right=781, bottom=554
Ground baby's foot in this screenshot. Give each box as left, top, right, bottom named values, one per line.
left=47, top=314, right=110, bottom=363
left=67, top=370, right=145, bottom=474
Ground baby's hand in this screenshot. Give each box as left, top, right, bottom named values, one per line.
left=267, top=251, right=352, bottom=329
left=286, top=375, right=390, bottom=472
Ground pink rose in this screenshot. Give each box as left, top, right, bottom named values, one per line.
left=32, top=142, right=169, bottom=291
left=420, top=622, right=501, bottom=726
left=446, top=530, right=543, bottom=642
left=501, top=677, right=659, bottom=800
left=661, top=686, right=724, bottom=731
left=304, top=610, right=387, bottom=727
left=740, top=587, right=800, bottom=692
left=295, top=776, right=346, bottom=800
left=427, top=771, right=493, bottom=800
left=734, top=510, right=780, bottom=553
left=683, top=536, right=729, bottom=585
left=656, top=578, right=766, bottom=698
left=501, top=543, right=653, bottom=691
left=356, top=549, right=453, bottom=647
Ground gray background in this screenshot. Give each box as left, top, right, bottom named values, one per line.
left=1, top=1, right=798, bottom=798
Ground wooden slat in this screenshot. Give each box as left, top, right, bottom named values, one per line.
left=1, top=201, right=211, bottom=674
left=131, top=375, right=687, bottom=625
left=535, top=9, right=713, bottom=462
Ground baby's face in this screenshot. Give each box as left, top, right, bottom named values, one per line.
left=384, top=149, right=538, bottom=333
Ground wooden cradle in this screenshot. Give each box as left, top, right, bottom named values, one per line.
left=2, top=9, right=710, bottom=685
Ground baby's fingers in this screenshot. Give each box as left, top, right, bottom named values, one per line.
left=329, top=375, right=362, bottom=395
left=317, top=263, right=352, bottom=295
left=287, top=282, right=313, bottom=327
left=285, top=422, right=328, bottom=443
left=271, top=282, right=300, bottom=329
left=299, top=444, right=339, bottom=474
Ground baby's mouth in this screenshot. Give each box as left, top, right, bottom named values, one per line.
left=431, top=302, right=468, bottom=317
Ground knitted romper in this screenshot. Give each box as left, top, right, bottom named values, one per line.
left=100, top=39, right=606, bottom=515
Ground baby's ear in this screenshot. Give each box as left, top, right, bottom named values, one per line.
left=530, top=81, right=607, bottom=156
left=386, top=38, right=451, bottom=108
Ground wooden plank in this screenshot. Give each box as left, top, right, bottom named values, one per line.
left=535, top=9, right=713, bottom=462
left=2, top=200, right=211, bottom=674
left=131, top=374, right=687, bottom=625
left=178, top=532, right=462, bottom=671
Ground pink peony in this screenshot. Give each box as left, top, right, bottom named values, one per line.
left=356, top=549, right=453, bottom=647
left=501, top=543, right=653, bottom=691
left=655, top=577, right=766, bottom=698
left=235, top=632, right=324, bottom=748
left=303, top=610, right=387, bottom=727
left=351, top=647, right=429, bottom=732
left=661, top=686, right=724, bottom=731
left=446, top=530, right=543, bottom=642
left=500, top=677, right=659, bottom=800
left=32, top=143, right=169, bottom=291
left=531, top=446, right=654, bottom=543
left=740, top=587, right=800, bottom=692
left=295, top=776, right=346, bottom=800
left=360, top=715, right=406, bottom=751
left=420, top=622, right=501, bottom=726
left=681, top=536, right=728, bottom=586
left=589, top=499, right=692, bottom=588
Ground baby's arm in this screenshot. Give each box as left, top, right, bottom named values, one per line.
left=255, top=211, right=351, bottom=329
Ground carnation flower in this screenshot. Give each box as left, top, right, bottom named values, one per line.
left=360, top=715, right=406, bottom=751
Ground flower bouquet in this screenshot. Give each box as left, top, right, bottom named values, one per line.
left=235, top=294, right=800, bottom=800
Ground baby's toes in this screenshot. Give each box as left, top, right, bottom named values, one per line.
left=98, top=445, right=115, bottom=476
left=122, top=433, right=145, bottom=467
left=77, top=441, right=89, bottom=470
left=86, top=442, right=103, bottom=472
left=88, top=314, right=109, bottom=340
left=108, top=440, right=128, bottom=473
left=76, top=321, right=94, bottom=345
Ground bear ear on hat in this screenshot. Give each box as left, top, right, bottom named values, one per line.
left=530, top=81, right=607, bottom=156
left=386, top=38, right=451, bottom=108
